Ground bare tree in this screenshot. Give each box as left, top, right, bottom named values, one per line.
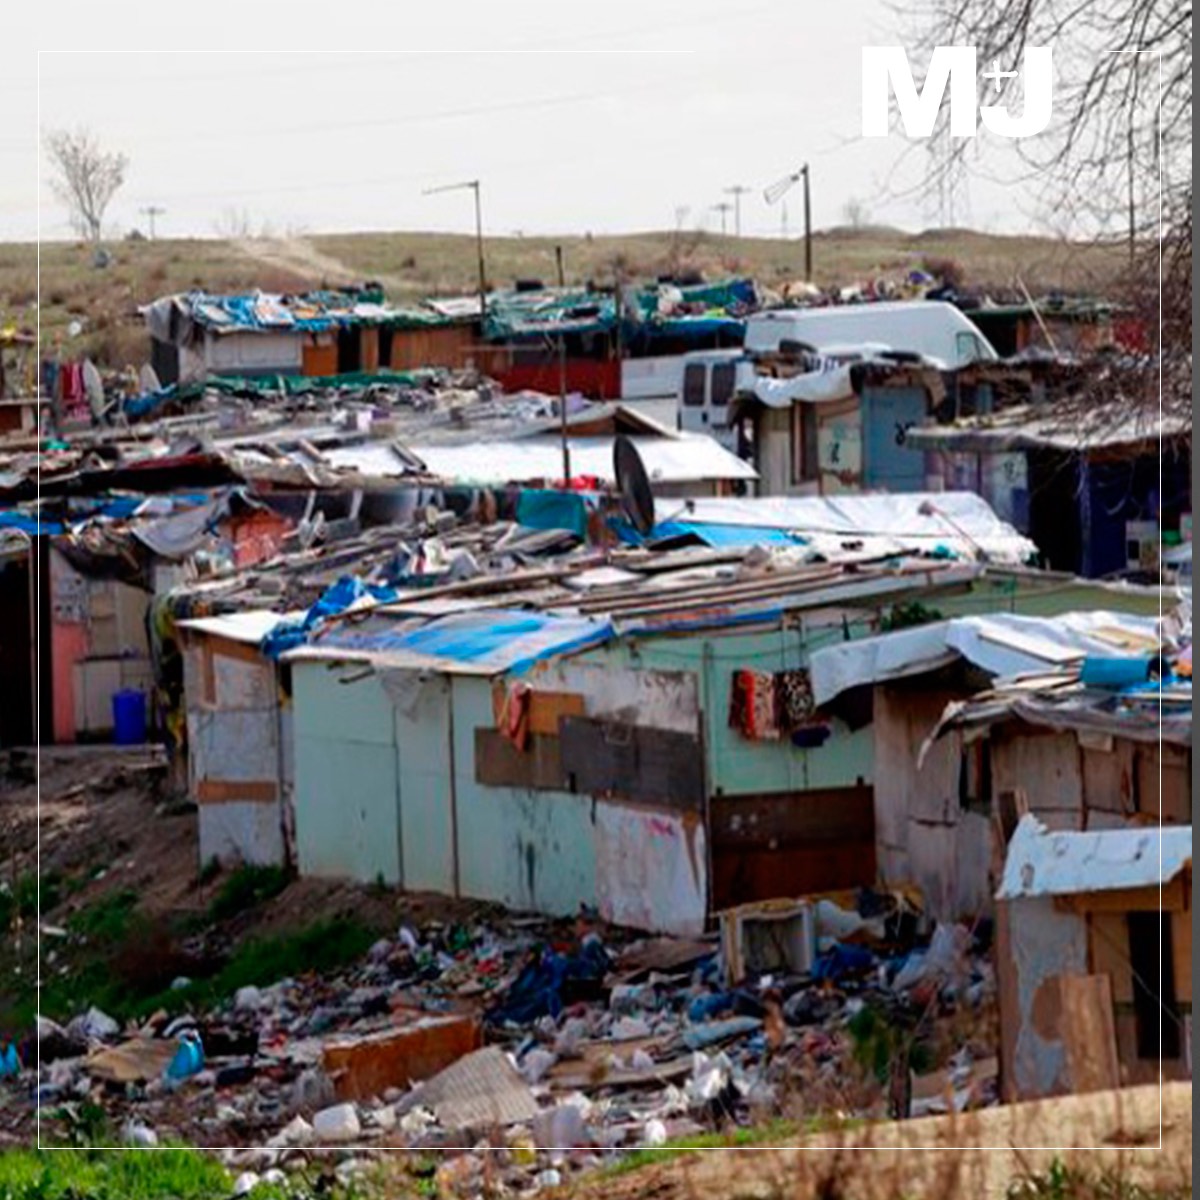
left=902, top=0, right=1190, bottom=427
left=213, top=207, right=254, bottom=240
left=842, top=197, right=871, bottom=228
left=43, top=128, right=128, bottom=244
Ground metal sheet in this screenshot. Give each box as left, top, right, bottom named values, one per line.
left=595, top=802, right=707, bottom=936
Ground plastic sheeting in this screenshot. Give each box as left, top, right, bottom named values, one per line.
left=750, top=367, right=856, bottom=408
left=997, top=814, right=1192, bottom=900
left=809, top=609, right=1163, bottom=706
left=294, top=608, right=613, bottom=677
left=411, top=434, right=757, bottom=486
left=649, top=491, right=1036, bottom=564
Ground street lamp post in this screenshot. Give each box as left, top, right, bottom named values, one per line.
left=423, top=179, right=488, bottom=325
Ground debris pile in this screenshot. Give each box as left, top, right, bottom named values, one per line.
left=10, top=891, right=999, bottom=1184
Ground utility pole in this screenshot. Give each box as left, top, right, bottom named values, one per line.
left=763, top=163, right=813, bottom=278
left=139, top=205, right=165, bottom=240
left=724, top=185, right=750, bottom=237
left=711, top=202, right=732, bottom=237
left=801, top=163, right=812, bottom=281
left=423, top=179, right=487, bottom=326
left=555, top=244, right=570, bottom=483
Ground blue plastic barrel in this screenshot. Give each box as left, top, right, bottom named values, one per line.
left=112, top=688, right=147, bottom=745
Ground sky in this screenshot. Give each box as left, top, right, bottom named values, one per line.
left=3, top=0, right=1093, bottom=243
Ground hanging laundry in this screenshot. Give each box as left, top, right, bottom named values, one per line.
left=498, top=682, right=532, bottom=751
left=775, top=668, right=816, bottom=731
left=729, top=669, right=780, bottom=741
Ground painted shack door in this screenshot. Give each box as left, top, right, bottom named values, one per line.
left=862, top=385, right=928, bottom=492
left=291, top=664, right=402, bottom=885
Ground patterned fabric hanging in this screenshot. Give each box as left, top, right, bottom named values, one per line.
left=729, top=669, right=780, bottom=740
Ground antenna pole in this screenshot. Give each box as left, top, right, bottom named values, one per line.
left=802, top=164, right=812, bottom=280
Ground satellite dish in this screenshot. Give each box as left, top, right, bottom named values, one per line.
left=83, top=359, right=105, bottom=416
left=613, top=435, right=655, bottom=536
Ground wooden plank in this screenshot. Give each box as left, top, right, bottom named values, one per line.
left=1087, top=913, right=1135, bottom=1004
left=710, top=788, right=874, bottom=847
left=711, top=840, right=875, bottom=911
left=196, top=778, right=278, bottom=805
left=559, top=716, right=703, bottom=811
left=1172, top=909, right=1191, bottom=1005
left=490, top=686, right=586, bottom=737
left=1057, top=877, right=1187, bottom=914
left=1080, top=741, right=1136, bottom=815
left=1135, top=745, right=1192, bottom=823
left=1059, top=973, right=1121, bottom=1095
left=473, top=729, right=565, bottom=791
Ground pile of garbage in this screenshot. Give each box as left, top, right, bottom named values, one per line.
left=9, top=892, right=998, bottom=1190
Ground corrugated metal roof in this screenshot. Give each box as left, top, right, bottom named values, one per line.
left=997, top=814, right=1192, bottom=900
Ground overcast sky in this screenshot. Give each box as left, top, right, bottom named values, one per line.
left=6, top=1, right=1078, bottom=243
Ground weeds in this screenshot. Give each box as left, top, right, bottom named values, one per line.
left=0, top=1147, right=231, bottom=1200
left=206, top=863, right=290, bottom=923
left=1009, top=1160, right=1191, bottom=1200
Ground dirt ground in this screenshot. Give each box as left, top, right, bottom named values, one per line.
left=570, top=1082, right=1192, bottom=1200
left=0, top=746, right=502, bottom=1034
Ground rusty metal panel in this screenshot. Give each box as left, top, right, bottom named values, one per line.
left=710, top=787, right=875, bottom=909
left=474, top=729, right=564, bottom=790
left=559, top=717, right=703, bottom=810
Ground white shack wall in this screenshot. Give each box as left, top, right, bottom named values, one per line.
left=183, top=634, right=287, bottom=867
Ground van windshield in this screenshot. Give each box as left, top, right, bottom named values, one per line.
left=682, top=363, right=706, bottom=406
left=711, top=362, right=735, bottom=406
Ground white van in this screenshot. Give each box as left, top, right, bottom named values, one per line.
left=743, top=300, right=998, bottom=368
left=677, top=349, right=756, bottom=449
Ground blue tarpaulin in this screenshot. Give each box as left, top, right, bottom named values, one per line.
left=261, top=575, right=398, bottom=660
left=516, top=490, right=589, bottom=539
left=308, top=608, right=614, bottom=676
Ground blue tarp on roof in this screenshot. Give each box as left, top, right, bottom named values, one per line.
left=649, top=521, right=805, bottom=549
left=312, top=609, right=614, bottom=676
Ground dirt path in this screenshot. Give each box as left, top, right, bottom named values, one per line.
left=233, top=236, right=408, bottom=294
left=570, top=1083, right=1191, bottom=1200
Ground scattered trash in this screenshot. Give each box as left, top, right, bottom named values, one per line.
left=312, top=1102, right=361, bottom=1143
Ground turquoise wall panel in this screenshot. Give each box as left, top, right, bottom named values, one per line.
left=450, top=676, right=597, bottom=916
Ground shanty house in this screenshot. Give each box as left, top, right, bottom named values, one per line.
left=177, top=612, right=297, bottom=869
left=142, top=290, right=473, bottom=386
left=908, top=400, right=1192, bottom=578
left=995, top=816, right=1192, bottom=1100
left=808, top=609, right=1190, bottom=919
left=275, top=493, right=1168, bottom=935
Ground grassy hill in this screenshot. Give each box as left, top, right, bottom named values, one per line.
left=0, top=226, right=1130, bottom=372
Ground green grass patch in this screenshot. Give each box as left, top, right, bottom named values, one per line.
left=134, top=915, right=379, bottom=1016
left=68, top=889, right=140, bottom=943
left=206, top=864, right=290, bottom=923
left=0, top=873, right=59, bottom=931
left=0, top=1146, right=233, bottom=1200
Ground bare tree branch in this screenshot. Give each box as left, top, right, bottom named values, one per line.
left=43, top=128, right=128, bottom=245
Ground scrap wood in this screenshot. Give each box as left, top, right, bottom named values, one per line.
left=403, top=1045, right=539, bottom=1130
left=86, top=1038, right=177, bottom=1083
left=610, top=936, right=716, bottom=983
left=550, top=1053, right=694, bottom=1092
